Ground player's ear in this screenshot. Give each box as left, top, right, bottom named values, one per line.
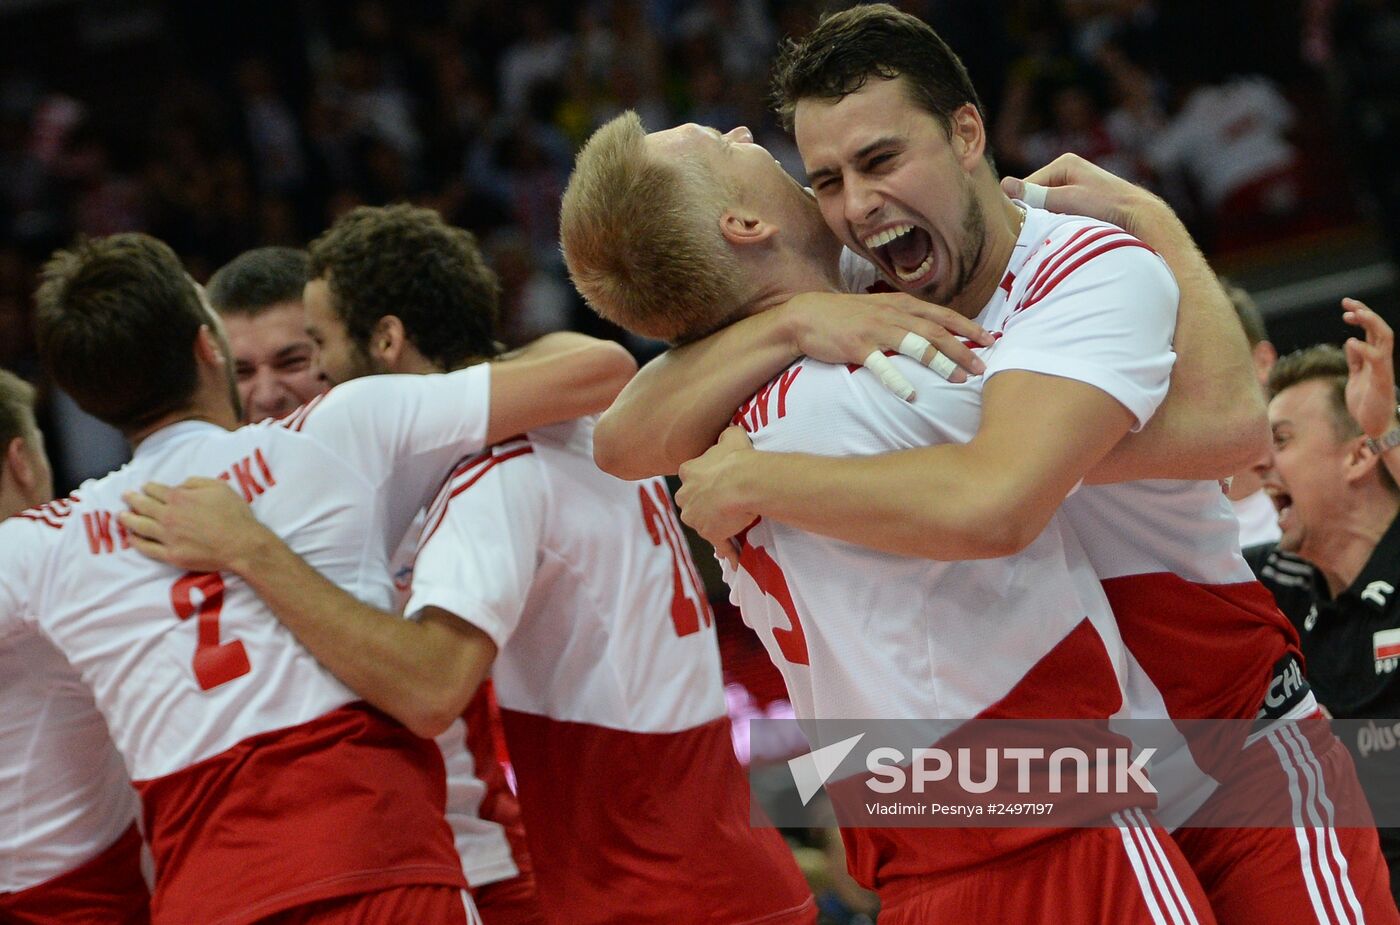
left=1345, top=434, right=1385, bottom=486
left=4, top=436, right=34, bottom=496
left=719, top=209, right=778, bottom=248
left=950, top=103, right=985, bottom=171
left=369, top=315, right=407, bottom=366
left=194, top=325, right=227, bottom=369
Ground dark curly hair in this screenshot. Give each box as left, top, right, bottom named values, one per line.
left=308, top=204, right=501, bottom=369
left=770, top=3, right=989, bottom=165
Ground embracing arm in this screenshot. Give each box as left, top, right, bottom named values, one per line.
left=677, top=371, right=1134, bottom=560
left=1004, top=156, right=1267, bottom=483
left=595, top=294, right=991, bottom=480
left=488, top=332, right=638, bottom=445
left=120, top=479, right=494, bottom=738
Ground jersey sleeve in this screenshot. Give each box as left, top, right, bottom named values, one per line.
left=986, top=236, right=1179, bottom=431
left=0, top=517, right=46, bottom=640
left=289, top=364, right=491, bottom=490
left=403, top=440, right=544, bottom=648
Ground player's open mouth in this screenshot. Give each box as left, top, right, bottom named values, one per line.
left=1268, top=488, right=1294, bottom=531
left=862, top=222, right=937, bottom=287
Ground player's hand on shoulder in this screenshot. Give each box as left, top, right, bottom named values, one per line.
left=120, top=477, right=262, bottom=573
left=782, top=291, right=991, bottom=401
left=675, top=426, right=758, bottom=568
left=1002, top=153, right=1164, bottom=237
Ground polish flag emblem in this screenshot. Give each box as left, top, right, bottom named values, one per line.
left=1374, top=628, right=1400, bottom=662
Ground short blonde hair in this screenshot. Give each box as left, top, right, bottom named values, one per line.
left=560, top=111, right=745, bottom=343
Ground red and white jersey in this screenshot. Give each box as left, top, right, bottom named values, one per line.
left=0, top=365, right=490, bottom=923
left=844, top=207, right=1300, bottom=823
left=0, top=629, right=139, bottom=893
left=968, top=208, right=1299, bottom=733
left=406, top=417, right=814, bottom=925
left=390, top=515, right=523, bottom=890
left=718, top=349, right=1157, bottom=890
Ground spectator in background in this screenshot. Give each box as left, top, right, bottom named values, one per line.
left=1249, top=299, right=1400, bottom=902
left=1147, top=72, right=1303, bottom=250
left=206, top=246, right=326, bottom=423
left=1224, top=280, right=1282, bottom=548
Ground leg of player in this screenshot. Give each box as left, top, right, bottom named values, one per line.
left=1174, top=715, right=1400, bottom=925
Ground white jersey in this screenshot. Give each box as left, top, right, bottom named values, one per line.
left=970, top=208, right=1299, bottom=732
left=716, top=339, right=1168, bottom=891
left=843, top=208, right=1300, bottom=821
left=0, top=630, right=138, bottom=893
left=390, top=511, right=521, bottom=889
left=0, top=365, right=490, bottom=923
left=409, top=417, right=723, bottom=732
left=0, top=365, right=488, bottom=779
left=405, top=417, right=815, bottom=925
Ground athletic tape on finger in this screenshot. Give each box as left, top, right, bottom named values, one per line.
left=897, top=332, right=932, bottom=363
left=928, top=351, right=959, bottom=380
left=863, top=349, right=915, bottom=401
left=1021, top=181, right=1048, bottom=209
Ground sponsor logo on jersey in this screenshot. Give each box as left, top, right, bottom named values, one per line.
left=1362, top=581, right=1395, bottom=609
left=1357, top=718, right=1400, bottom=758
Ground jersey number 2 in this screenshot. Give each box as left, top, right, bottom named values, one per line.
left=171, top=572, right=251, bottom=691
left=638, top=482, right=712, bottom=637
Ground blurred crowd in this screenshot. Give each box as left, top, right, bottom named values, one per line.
left=2, top=0, right=1398, bottom=388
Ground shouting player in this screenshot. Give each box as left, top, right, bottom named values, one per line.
left=569, top=7, right=1397, bottom=924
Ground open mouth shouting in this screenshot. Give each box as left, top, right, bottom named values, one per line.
left=862, top=221, right=939, bottom=288
left=1266, top=486, right=1295, bottom=533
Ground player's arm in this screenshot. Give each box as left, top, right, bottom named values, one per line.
left=1343, top=298, right=1400, bottom=485
left=593, top=294, right=993, bottom=479
left=488, top=332, right=638, bottom=444
left=678, top=372, right=1133, bottom=561
left=119, top=478, right=495, bottom=739
left=1003, top=155, right=1268, bottom=482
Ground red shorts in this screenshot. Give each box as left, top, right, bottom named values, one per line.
left=0, top=823, right=150, bottom=925
left=255, top=886, right=480, bottom=925
left=471, top=870, right=546, bottom=925
left=1175, top=717, right=1400, bottom=925
left=877, top=813, right=1216, bottom=925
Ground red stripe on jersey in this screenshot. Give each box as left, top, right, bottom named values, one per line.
left=1020, top=239, right=1152, bottom=312
left=14, top=511, right=65, bottom=530
left=278, top=393, right=327, bottom=432
left=1376, top=643, right=1400, bottom=660
left=1022, top=228, right=1143, bottom=308
left=418, top=444, right=535, bottom=551
left=499, top=710, right=813, bottom=925
left=1022, top=226, right=1110, bottom=295
left=999, top=270, right=1016, bottom=294
left=134, top=702, right=464, bottom=925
